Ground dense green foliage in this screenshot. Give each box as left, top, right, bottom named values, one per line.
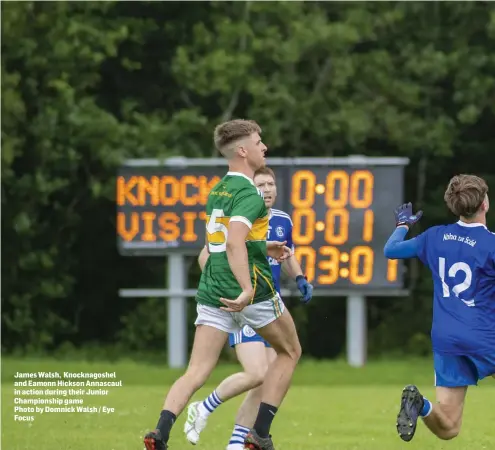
left=2, top=1, right=495, bottom=356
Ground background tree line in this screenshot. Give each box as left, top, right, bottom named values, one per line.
left=2, top=1, right=494, bottom=358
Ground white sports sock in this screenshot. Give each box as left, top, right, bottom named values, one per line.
left=198, top=390, right=223, bottom=417
left=228, top=424, right=249, bottom=447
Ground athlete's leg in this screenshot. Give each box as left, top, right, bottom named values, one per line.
left=145, top=304, right=242, bottom=450
left=254, top=308, right=301, bottom=408
left=144, top=324, right=227, bottom=450
left=163, top=325, right=227, bottom=413
left=396, top=353, right=473, bottom=444
left=209, top=343, right=267, bottom=405
left=423, top=386, right=467, bottom=440
left=235, top=346, right=277, bottom=427
left=184, top=340, right=266, bottom=445
left=424, top=354, right=495, bottom=439
left=245, top=308, right=302, bottom=448
left=226, top=344, right=275, bottom=450
left=184, top=328, right=274, bottom=445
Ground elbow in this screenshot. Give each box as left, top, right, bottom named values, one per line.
left=383, top=244, right=395, bottom=259
left=226, top=239, right=235, bottom=254
left=225, top=240, right=237, bottom=257
left=226, top=237, right=244, bottom=253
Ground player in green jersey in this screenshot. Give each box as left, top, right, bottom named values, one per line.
left=143, top=120, right=302, bottom=450
left=195, top=172, right=279, bottom=310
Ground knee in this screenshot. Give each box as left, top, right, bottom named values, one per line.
left=278, top=339, right=302, bottom=363
left=438, top=430, right=460, bottom=440
left=293, top=340, right=302, bottom=361
left=250, top=373, right=265, bottom=388
left=288, top=338, right=302, bottom=362
left=438, top=425, right=461, bottom=440
left=245, top=366, right=267, bottom=388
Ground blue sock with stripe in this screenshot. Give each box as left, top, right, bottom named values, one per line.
left=198, top=390, right=223, bottom=417
left=228, top=424, right=249, bottom=447
left=420, top=397, right=433, bottom=417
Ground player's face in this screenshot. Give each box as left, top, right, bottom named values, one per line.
left=254, top=174, right=277, bottom=208
left=244, top=133, right=267, bottom=171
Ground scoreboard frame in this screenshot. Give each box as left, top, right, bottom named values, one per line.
left=117, top=155, right=410, bottom=297
left=117, top=156, right=410, bottom=368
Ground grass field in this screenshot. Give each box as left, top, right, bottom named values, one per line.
left=2, top=357, right=494, bottom=450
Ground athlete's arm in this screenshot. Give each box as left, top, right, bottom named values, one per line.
left=226, top=221, right=253, bottom=295
left=282, top=217, right=313, bottom=303
left=281, top=216, right=300, bottom=277
left=198, top=245, right=209, bottom=271
left=383, top=226, right=420, bottom=259
left=283, top=254, right=303, bottom=279
left=283, top=253, right=313, bottom=303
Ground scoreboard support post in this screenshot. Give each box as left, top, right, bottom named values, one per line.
left=167, top=254, right=187, bottom=368
left=346, top=294, right=366, bottom=367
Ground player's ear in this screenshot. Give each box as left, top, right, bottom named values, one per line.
left=480, top=195, right=488, bottom=213
left=237, top=145, right=248, bottom=158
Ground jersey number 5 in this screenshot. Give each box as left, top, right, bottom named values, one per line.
left=438, top=257, right=475, bottom=307
left=207, top=209, right=228, bottom=253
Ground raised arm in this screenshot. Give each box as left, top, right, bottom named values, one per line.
left=384, top=226, right=420, bottom=259
left=384, top=202, right=424, bottom=260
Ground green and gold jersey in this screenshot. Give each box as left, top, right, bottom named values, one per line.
left=196, top=172, right=277, bottom=308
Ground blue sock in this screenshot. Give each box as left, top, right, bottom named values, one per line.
left=228, top=424, right=249, bottom=447
left=419, top=397, right=433, bottom=417
left=199, top=390, right=223, bottom=416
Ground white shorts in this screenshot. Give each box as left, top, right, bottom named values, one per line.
left=194, top=295, right=285, bottom=334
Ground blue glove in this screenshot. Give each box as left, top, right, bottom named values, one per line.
left=394, top=202, right=423, bottom=228
left=296, top=275, right=313, bottom=304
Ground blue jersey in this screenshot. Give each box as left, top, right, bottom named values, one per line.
left=266, top=208, right=294, bottom=294
left=385, top=221, right=495, bottom=356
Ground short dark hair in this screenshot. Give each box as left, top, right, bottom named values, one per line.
left=213, top=119, right=261, bottom=154
left=444, top=174, right=488, bottom=217
left=254, top=167, right=276, bottom=182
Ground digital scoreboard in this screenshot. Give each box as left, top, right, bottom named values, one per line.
left=117, top=157, right=408, bottom=291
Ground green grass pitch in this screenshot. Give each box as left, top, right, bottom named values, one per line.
left=2, top=357, right=494, bottom=449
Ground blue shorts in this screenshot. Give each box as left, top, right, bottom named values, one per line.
left=228, top=325, right=271, bottom=348
left=434, top=352, right=495, bottom=387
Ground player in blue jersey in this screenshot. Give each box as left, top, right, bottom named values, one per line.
left=383, top=174, right=495, bottom=443
left=184, top=166, right=313, bottom=450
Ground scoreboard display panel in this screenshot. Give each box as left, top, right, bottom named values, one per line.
left=117, top=157, right=408, bottom=291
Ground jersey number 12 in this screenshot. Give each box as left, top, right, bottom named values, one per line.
left=438, top=257, right=475, bottom=307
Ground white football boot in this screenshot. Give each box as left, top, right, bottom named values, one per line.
left=184, top=401, right=208, bottom=444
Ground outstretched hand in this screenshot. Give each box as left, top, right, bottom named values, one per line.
left=394, top=202, right=423, bottom=228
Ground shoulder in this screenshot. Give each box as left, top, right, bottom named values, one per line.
left=229, top=180, right=262, bottom=201
left=417, top=224, right=447, bottom=239
left=480, top=227, right=495, bottom=244
left=270, top=208, right=293, bottom=225
left=226, top=175, right=252, bottom=191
